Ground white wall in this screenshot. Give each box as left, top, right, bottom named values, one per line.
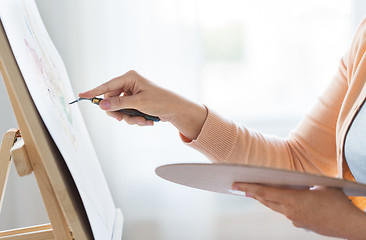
left=352, top=0, right=366, bottom=31
left=34, top=1, right=217, bottom=239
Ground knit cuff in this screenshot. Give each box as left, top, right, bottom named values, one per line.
left=180, top=107, right=238, bottom=163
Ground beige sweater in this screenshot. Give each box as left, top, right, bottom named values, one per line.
left=181, top=17, right=366, bottom=210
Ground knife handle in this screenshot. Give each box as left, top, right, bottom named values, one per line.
left=119, top=109, right=160, bottom=122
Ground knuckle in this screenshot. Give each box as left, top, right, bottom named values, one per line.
left=284, top=206, right=300, bottom=222
left=103, top=80, right=113, bottom=92
left=292, top=220, right=302, bottom=228
left=252, top=189, right=265, bottom=198
left=285, top=210, right=295, bottom=221
left=134, top=95, right=144, bottom=108
left=118, top=97, right=124, bottom=108
left=104, top=92, right=113, bottom=98
left=126, top=70, right=138, bottom=76
left=123, top=115, right=134, bottom=125
left=106, top=111, right=118, bottom=119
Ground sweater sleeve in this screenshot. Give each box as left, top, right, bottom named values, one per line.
left=181, top=56, right=348, bottom=177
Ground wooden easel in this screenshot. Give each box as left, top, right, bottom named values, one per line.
left=0, top=19, right=93, bottom=240
left=0, top=129, right=54, bottom=239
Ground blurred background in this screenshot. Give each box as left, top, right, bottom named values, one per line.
left=1, top=0, right=366, bottom=239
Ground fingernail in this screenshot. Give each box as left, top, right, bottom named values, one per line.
left=100, top=100, right=110, bottom=109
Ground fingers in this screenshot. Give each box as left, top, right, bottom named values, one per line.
left=104, top=89, right=124, bottom=99
left=100, top=95, right=138, bottom=111
left=232, top=183, right=296, bottom=203
left=106, top=111, right=123, bottom=121
left=102, top=95, right=154, bottom=126
left=105, top=110, right=154, bottom=126
left=79, top=70, right=138, bottom=99
left=79, top=70, right=163, bottom=126
left=232, top=183, right=300, bottom=217
left=254, top=196, right=284, bottom=213
left=79, top=79, right=121, bottom=99
left=123, top=114, right=154, bottom=126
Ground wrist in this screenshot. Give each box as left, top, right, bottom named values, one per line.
left=169, top=97, right=207, bottom=141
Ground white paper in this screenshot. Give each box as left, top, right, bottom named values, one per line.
left=0, top=0, right=119, bottom=239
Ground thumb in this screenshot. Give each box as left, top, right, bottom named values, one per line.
left=100, top=95, right=139, bottom=111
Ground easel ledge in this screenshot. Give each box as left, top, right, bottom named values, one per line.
left=0, top=223, right=53, bottom=240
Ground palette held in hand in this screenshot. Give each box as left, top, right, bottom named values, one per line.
left=155, top=163, right=366, bottom=196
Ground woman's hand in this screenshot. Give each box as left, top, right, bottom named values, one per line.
left=79, top=70, right=207, bottom=140
left=232, top=183, right=366, bottom=240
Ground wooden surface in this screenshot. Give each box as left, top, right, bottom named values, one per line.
left=0, top=19, right=93, bottom=240
left=0, top=224, right=54, bottom=240
left=11, top=137, right=33, bottom=176
left=0, top=129, right=17, bottom=212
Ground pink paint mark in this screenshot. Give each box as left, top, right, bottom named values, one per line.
left=24, top=38, right=45, bottom=76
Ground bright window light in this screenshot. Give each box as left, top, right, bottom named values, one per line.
left=198, top=0, right=352, bottom=122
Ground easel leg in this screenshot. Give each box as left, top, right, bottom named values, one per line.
left=31, top=158, right=73, bottom=239
left=0, top=129, right=74, bottom=240
left=0, top=129, right=18, bottom=212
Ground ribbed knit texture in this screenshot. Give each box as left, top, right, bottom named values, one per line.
left=182, top=108, right=238, bottom=163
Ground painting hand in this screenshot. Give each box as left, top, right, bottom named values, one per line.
left=79, top=70, right=207, bottom=140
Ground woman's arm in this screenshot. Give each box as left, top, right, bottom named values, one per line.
left=79, top=70, right=208, bottom=140
left=182, top=57, right=348, bottom=176
left=80, top=56, right=348, bottom=176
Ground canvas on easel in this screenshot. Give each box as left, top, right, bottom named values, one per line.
left=0, top=22, right=91, bottom=240
left=0, top=0, right=122, bottom=239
